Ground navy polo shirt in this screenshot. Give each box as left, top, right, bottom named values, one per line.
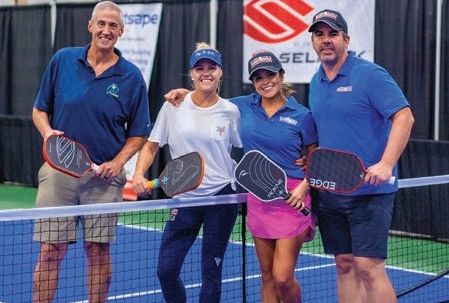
left=34, top=45, right=151, bottom=164
left=231, top=94, right=318, bottom=179
left=309, top=51, right=410, bottom=195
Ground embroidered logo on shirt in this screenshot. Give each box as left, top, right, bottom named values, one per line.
left=216, top=126, right=226, bottom=137
left=336, top=86, right=352, bottom=92
left=106, top=83, right=119, bottom=98
left=279, top=116, right=298, bottom=126
left=214, top=257, right=222, bottom=266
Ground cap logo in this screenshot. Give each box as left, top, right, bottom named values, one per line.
left=195, top=49, right=218, bottom=57
left=250, top=56, right=273, bottom=68
left=315, top=11, right=338, bottom=21
left=190, top=48, right=222, bottom=68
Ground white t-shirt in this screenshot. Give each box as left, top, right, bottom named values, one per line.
left=149, top=92, right=243, bottom=197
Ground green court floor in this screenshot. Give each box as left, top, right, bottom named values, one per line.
left=0, top=183, right=37, bottom=209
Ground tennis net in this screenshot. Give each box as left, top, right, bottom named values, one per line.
left=0, top=178, right=448, bottom=302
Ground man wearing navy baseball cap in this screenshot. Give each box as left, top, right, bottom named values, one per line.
left=307, top=9, right=414, bottom=303
left=308, top=9, right=348, bottom=34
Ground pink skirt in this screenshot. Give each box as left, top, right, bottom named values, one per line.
left=247, top=178, right=315, bottom=241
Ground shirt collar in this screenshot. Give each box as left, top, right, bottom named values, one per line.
left=250, top=93, right=298, bottom=111
left=285, top=96, right=300, bottom=110
left=318, top=50, right=355, bottom=81
left=77, top=44, right=126, bottom=76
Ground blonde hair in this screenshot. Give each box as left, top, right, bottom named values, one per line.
left=194, top=42, right=213, bottom=51
left=266, top=69, right=296, bottom=97
left=91, top=1, right=124, bottom=27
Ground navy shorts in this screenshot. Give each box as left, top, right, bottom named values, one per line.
left=316, top=191, right=395, bottom=259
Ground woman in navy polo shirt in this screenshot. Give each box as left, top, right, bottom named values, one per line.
left=235, top=51, right=317, bottom=303
left=165, top=51, right=318, bottom=303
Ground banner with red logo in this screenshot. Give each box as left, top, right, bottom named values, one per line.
left=243, top=0, right=375, bottom=83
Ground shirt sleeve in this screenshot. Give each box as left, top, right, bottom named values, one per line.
left=300, top=111, right=318, bottom=146
left=34, top=53, right=59, bottom=112
left=230, top=108, right=243, bottom=148
left=148, top=102, right=170, bottom=147
left=126, top=74, right=151, bottom=138
left=366, top=66, right=410, bottom=119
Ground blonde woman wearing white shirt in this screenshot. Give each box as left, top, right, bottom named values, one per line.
left=133, top=42, right=242, bottom=303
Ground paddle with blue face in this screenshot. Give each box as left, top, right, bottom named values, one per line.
left=234, top=150, right=310, bottom=216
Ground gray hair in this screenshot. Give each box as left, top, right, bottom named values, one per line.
left=91, top=1, right=124, bottom=27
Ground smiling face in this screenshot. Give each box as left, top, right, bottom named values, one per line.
left=88, top=7, right=124, bottom=52
left=311, top=23, right=349, bottom=67
left=190, top=59, right=223, bottom=93
left=251, top=69, right=283, bottom=100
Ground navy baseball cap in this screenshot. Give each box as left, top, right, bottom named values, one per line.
left=248, top=51, right=284, bottom=80
left=189, top=48, right=222, bottom=69
left=308, top=9, right=348, bottom=34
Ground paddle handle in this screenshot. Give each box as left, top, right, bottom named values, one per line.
left=364, top=174, right=396, bottom=185
left=147, top=178, right=160, bottom=190
left=284, top=193, right=311, bottom=216
left=300, top=207, right=311, bottom=216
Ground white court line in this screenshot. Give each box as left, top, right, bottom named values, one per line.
left=118, top=223, right=448, bottom=278
left=386, top=265, right=449, bottom=279
left=68, top=263, right=337, bottom=303
left=68, top=262, right=449, bottom=303
left=64, top=223, right=338, bottom=302
left=117, top=222, right=162, bottom=232
left=77, top=222, right=446, bottom=302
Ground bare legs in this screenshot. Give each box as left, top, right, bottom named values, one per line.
left=336, top=254, right=396, bottom=303
left=33, top=243, right=67, bottom=303
left=254, top=231, right=307, bottom=303
left=33, top=241, right=111, bottom=303
left=85, top=242, right=112, bottom=303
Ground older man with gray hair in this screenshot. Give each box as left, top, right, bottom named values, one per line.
left=32, top=2, right=150, bottom=302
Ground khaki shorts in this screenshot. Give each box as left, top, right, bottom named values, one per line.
left=33, top=162, right=126, bottom=244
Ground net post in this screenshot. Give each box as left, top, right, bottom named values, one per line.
left=240, top=202, right=247, bottom=303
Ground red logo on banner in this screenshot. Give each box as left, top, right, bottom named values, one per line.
left=244, top=0, right=314, bottom=43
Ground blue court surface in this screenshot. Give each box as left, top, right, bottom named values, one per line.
left=0, top=222, right=448, bottom=302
